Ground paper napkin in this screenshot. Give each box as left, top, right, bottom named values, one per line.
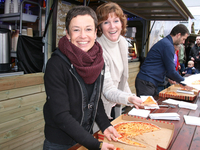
left=128, top=108, right=150, bottom=118
left=144, top=105, right=160, bottom=109
left=162, top=99, right=180, bottom=105
left=149, top=113, right=180, bottom=120
left=163, top=98, right=198, bottom=110
left=184, top=115, right=200, bottom=126
left=178, top=102, right=197, bottom=110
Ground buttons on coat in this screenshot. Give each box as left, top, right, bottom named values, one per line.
left=88, top=104, right=93, bottom=109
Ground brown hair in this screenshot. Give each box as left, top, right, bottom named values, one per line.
left=170, top=24, right=189, bottom=36
left=96, top=2, right=127, bottom=37
left=65, top=6, right=98, bottom=34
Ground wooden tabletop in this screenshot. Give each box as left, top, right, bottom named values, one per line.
left=69, top=95, right=200, bottom=150
left=151, top=95, right=200, bottom=150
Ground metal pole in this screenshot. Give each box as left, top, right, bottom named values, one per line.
left=43, top=0, right=50, bottom=72
left=83, top=0, right=86, bottom=6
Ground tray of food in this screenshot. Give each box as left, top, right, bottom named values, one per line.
left=159, top=84, right=199, bottom=101
left=97, top=114, right=174, bottom=150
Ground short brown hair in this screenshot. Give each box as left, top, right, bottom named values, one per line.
left=96, top=2, right=127, bottom=37
left=65, top=6, right=98, bottom=34
left=170, top=24, right=189, bottom=36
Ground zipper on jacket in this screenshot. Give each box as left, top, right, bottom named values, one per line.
left=89, top=69, right=104, bottom=132
left=69, top=65, right=104, bottom=131
left=69, top=69, right=85, bottom=126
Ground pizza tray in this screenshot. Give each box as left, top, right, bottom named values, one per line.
left=159, top=84, right=199, bottom=101
left=97, top=114, right=174, bottom=150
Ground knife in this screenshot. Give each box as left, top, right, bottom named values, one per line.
left=159, top=105, right=176, bottom=108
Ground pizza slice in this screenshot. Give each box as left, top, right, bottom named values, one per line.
left=115, top=147, right=124, bottom=150
left=114, top=122, right=160, bottom=148
left=179, top=87, right=191, bottom=91
left=142, top=96, right=157, bottom=106
left=164, top=91, right=178, bottom=95
left=192, top=80, right=200, bottom=85
left=116, top=136, right=146, bottom=148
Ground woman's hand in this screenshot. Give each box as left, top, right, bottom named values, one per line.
left=128, top=95, right=143, bottom=109
left=101, top=142, right=115, bottom=150
left=103, top=126, right=120, bottom=142
left=102, top=126, right=120, bottom=149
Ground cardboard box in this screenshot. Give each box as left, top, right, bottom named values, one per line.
left=96, top=114, right=174, bottom=150
left=159, top=84, right=199, bottom=101
left=77, top=115, right=174, bottom=150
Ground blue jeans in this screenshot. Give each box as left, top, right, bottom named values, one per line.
left=43, top=139, right=76, bottom=150
left=180, top=63, right=185, bottom=76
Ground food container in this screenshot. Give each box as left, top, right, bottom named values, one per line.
left=77, top=114, right=174, bottom=150
left=159, top=84, right=199, bottom=101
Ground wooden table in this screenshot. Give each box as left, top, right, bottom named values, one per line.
left=69, top=95, right=200, bottom=150
left=136, top=95, right=200, bottom=150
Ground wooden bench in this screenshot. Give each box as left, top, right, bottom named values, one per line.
left=0, top=73, right=45, bottom=150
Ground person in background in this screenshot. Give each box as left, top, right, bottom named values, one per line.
left=135, top=24, right=192, bottom=97
left=178, top=44, right=186, bottom=76
left=96, top=2, right=142, bottom=120
left=182, top=60, right=197, bottom=75
left=174, top=45, right=180, bottom=73
left=185, top=41, right=194, bottom=67
left=43, top=6, right=119, bottom=150
left=189, top=36, right=200, bottom=73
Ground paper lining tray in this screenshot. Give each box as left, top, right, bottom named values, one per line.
left=96, top=114, right=174, bottom=150
left=159, top=84, right=199, bottom=101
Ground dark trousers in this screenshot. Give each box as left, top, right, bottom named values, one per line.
left=43, top=139, right=76, bottom=150
left=108, top=106, right=116, bottom=122
left=135, top=77, right=157, bottom=97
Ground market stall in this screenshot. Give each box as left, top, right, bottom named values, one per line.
left=0, top=0, right=196, bottom=149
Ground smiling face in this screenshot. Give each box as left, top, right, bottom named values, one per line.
left=101, top=12, right=122, bottom=42
left=66, top=15, right=97, bottom=52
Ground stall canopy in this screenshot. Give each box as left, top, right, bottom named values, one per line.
left=76, top=0, right=194, bottom=21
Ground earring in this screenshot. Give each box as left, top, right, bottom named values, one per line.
left=69, top=39, right=71, bottom=42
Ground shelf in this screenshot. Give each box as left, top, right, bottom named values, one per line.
left=11, top=51, right=17, bottom=58
left=0, top=13, right=37, bottom=22
left=0, top=71, right=24, bottom=77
